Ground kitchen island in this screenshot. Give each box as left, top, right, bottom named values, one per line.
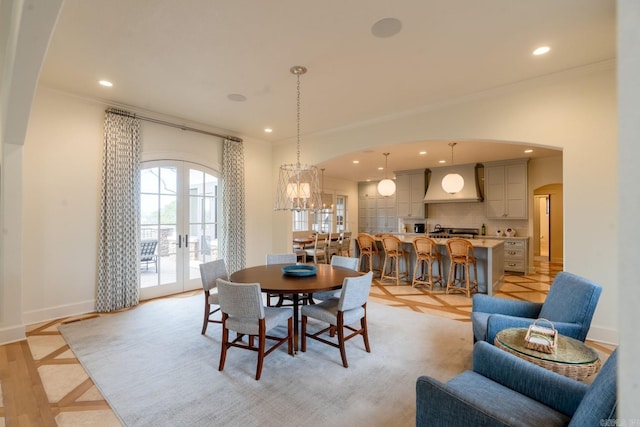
left=357, top=234, right=505, bottom=296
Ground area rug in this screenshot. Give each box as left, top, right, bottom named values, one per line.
left=59, top=295, right=473, bottom=427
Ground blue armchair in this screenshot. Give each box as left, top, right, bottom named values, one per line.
left=472, top=271, right=602, bottom=343
left=416, top=341, right=617, bottom=427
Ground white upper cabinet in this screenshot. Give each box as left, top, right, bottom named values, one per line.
left=395, top=169, right=426, bottom=218
left=485, top=159, right=528, bottom=219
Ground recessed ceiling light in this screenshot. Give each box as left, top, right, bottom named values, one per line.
left=264, top=128, right=273, bottom=133
left=533, top=46, right=551, bottom=56
left=98, top=80, right=113, bottom=87
left=419, top=151, right=427, bottom=155
left=524, top=149, right=533, bottom=153
left=439, top=160, right=446, bottom=164
left=353, top=160, right=360, bottom=164
left=227, top=93, right=247, bottom=102
left=371, top=18, right=402, bottom=38
left=378, top=167, right=384, bottom=170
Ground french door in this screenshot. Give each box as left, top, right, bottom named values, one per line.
left=140, top=160, right=219, bottom=300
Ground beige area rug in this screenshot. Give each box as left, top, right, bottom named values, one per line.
left=59, top=295, right=473, bottom=427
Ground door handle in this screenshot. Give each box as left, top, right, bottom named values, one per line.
left=178, top=235, right=182, bottom=248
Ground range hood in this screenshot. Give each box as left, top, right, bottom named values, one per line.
left=423, top=163, right=484, bottom=203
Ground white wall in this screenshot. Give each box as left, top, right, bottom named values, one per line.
left=272, top=64, right=618, bottom=344
left=20, top=87, right=274, bottom=324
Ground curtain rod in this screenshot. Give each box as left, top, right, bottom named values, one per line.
left=106, top=108, right=243, bottom=143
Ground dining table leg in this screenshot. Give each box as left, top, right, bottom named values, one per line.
left=292, top=292, right=300, bottom=353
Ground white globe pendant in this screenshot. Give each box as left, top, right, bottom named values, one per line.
left=441, top=173, right=464, bottom=194
left=378, top=178, right=396, bottom=197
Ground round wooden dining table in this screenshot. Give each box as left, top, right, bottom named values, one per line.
left=230, top=263, right=361, bottom=351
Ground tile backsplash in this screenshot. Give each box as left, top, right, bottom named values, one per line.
left=417, top=202, right=528, bottom=236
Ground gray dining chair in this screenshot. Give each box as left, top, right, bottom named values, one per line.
left=199, top=259, right=229, bottom=335
left=301, top=271, right=374, bottom=368
left=312, top=255, right=360, bottom=301
left=216, top=278, right=293, bottom=380
left=265, top=253, right=300, bottom=307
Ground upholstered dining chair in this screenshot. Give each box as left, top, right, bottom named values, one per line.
left=304, top=232, right=329, bottom=264
left=472, top=271, right=602, bottom=344
left=301, top=271, right=374, bottom=368
left=216, top=279, right=293, bottom=380
left=312, top=255, right=360, bottom=301
left=265, top=253, right=309, bottom=307
left=199, top=259, right=229, bottom=335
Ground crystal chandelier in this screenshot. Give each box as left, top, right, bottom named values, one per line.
left=441, top=142, right=465, bottom=194
left=274, top=66, right=322, bottom=211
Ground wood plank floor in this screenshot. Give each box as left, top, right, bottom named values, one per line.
left=0, top=261, right=613, bottom=426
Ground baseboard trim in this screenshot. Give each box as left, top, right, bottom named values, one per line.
left=0, top=325, right=27, bottom=345
left=22, top=299, right=96, bottom=326
left=586, top=325, right=619, bottom=346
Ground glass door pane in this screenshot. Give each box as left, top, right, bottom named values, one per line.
left=185, top=168, right=218, bottom=288
left=140, top=164, right=182, bottom=298
left=140, top=161, right=219, bottom=299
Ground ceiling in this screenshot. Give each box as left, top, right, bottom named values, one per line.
left=39, top=0, right=615, bottom=182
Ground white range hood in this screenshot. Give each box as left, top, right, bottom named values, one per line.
left=423, top=163, right=484, bottom=203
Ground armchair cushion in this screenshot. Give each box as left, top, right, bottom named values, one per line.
left=416, top=341, right=617, bottom=427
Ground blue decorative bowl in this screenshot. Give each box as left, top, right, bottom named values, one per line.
left=282, top=264, right=317, bottom=277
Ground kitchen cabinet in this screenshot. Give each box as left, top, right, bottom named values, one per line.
left=485, top=159, right=528, bottom=219
left=503, top=238, right=528, bottom=273
left=358, top=181, right=396, bottom=233
left=395, top=169, right=426, bottom=219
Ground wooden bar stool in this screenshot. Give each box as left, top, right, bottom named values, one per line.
left=380, top=234, right=409, bottom=285
left=445, top=238, right=478, bottom=297
left=356, top=233, right=379, bottom=275
left=412, top=236, right=443, bottom=290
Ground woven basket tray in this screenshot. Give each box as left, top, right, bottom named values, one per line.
left=524, top=318, right=558, bottom=354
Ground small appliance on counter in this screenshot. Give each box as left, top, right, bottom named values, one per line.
left=414, top=223, right=425, bottom=233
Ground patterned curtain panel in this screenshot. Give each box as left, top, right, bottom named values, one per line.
left=96, top=109, right=142, bottom=312
left=221, top=139, right=246, bottom=273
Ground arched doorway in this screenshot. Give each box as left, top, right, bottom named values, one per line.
left=533, top=184, right=563, bottom=263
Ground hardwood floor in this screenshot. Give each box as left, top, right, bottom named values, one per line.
left=0, top=261, right=612, bottom=426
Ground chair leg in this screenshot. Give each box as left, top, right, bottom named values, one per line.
left=202, top=300, right=210, bottom=334
left=361, top=314, right=371, bottom=353
left=287, top=317, right=293, bottom=355
left=301, top=315, right=307, bottom=352
left=256, top=321, right=266, bottom=380
left=464, top=263, right=471, bottom=297
left=337, top=314, right=348, bottom=368
left=446, top=261, right=455, bottom=294
left=218, top=315, right=229, bottom=372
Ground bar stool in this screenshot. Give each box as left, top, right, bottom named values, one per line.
left=445, top=238, right=478, bottom=297
left=356, top=233, right=379, bottom=275
left=412, top=236, right=443, bottom=290
left=380, top=234, right=409, bottom=285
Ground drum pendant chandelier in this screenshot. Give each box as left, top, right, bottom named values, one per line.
left=377, top=152, right=396, bottom=196
left=274, top=66, right=322, bottom=211
left=441, top=142, right=465, bottom=194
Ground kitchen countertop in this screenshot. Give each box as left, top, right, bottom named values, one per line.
left=395, top=232, right=528, bottom=241
left=382, top=234, right=505, bottom=249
